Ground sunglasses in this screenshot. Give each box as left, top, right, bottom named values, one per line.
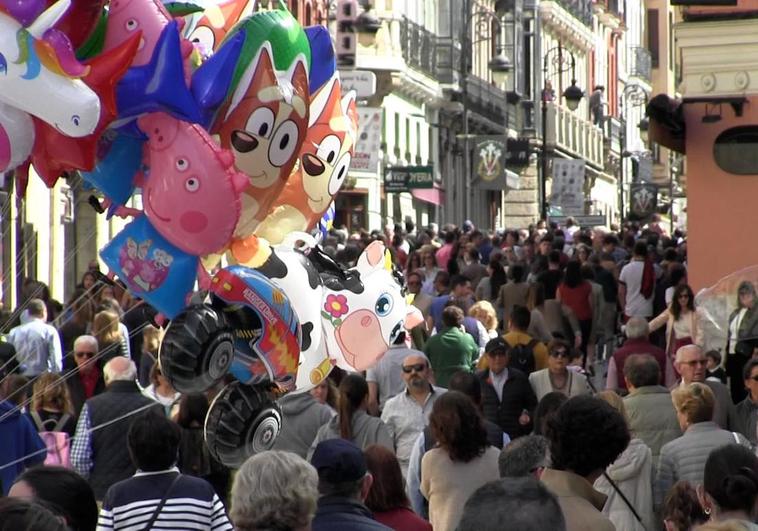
left=402, top=364, right=427, bottom=374
left=75, top=351, right=96, bottom=358
left=550, top=350, right=570, bottom=359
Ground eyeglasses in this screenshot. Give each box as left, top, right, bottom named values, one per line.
left=402, top=364, right=427, bottom=374
left=75, top=351, right=95, bottom=358
left=550, top=350, right=570, bottom=359
left=487, top=350, right=508, bottom=357
left=681, top=359, right=707, bottom=367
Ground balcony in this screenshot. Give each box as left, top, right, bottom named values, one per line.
left=399, top=17, right=436, bottom=79
left=556, top=0, right=593, bottom=26
left=434, top=37, right=462, bottom=86
left=629, top=47, right=652, bottom=82
left=545, top=102, right=605, bottom=169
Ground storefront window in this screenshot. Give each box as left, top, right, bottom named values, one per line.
left=714, top=126, right=758, bottom=175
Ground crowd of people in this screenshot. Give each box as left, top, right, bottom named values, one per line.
left=1, top=217, right=758, bottom=531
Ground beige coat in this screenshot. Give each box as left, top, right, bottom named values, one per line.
left=541, top=468, right=615, bottom=531
left=648, top=307, right=701, bottom=355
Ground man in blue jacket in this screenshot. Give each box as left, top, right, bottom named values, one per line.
left=0, top=397, right=46, bottom=494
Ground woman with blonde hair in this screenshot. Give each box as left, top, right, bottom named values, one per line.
left=594, top=390, right=655, bottom=531
left=30, top=373, right=77, bottom=437
left=92, top=310, right=128, bottom=365
left=655, top=383, right=751, bottom=509
left=139, top=325, right=161, bottom=387
left=468, top=301, right=499, bottom=341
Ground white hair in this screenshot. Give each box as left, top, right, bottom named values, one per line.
left=624, top=317, right=649, bottom=340
left=103, top=357, right=137, bottom=384
left=231, top=450, right=318, bottom=531
left=675, top=344, right=703, bottom=364
left=73, top=335, right=98, bottom=353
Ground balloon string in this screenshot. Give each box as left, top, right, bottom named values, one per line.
left=0, top=308, right=153, bottom=424
left=0, top=397, right=164, bottom=473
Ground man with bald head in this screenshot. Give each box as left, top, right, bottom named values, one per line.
left=673, top=345, right=739, bottom=431
left=71, top=356, right=162, bottom=500
left=381, top=354, right=445, bottom=476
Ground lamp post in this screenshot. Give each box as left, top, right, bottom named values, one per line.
left=540, top=43, right=583, bottom=222
left=618, top=83, right=649, bottom=221
left=460, top=0, right=512, bottom=224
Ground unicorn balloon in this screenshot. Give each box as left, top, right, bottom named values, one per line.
left=0, top=0, right=100, bottom=138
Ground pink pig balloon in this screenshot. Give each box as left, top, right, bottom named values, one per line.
left=104, top=0, right=177, bottom=66
left=137, top=112, right=249, bottom=257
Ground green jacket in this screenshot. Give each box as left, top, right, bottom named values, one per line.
left=423, top=326, right=478, bottom=387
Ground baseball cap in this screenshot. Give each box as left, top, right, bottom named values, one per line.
left=310, top=439, right=367, bottom=483
left=485, top=337, right=509, bottom=355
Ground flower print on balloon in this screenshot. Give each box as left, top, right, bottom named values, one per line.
left=322, top=294, right=349, bottom=324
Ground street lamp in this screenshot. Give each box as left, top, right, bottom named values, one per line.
left=540, top=43, right=584, bottom=222
left=618, top=83, right=649, bottom=221
left=460, top=0, right=512, bottom=223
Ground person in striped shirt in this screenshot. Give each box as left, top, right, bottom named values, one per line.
left=97, top=411, right=232, bottom=531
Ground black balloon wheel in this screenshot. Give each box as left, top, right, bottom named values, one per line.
left=204, top=381, right=282, bottom=468
left=159, top=304, right=235, bottom=393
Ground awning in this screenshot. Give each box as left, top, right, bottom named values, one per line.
left=411, top=184, right=445, bottom=206
left=646, top=94, right=686, bottom=153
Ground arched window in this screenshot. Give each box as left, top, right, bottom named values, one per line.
left=713, top=126, right=758, bottom=175
left=305, top=1, right=312, bottom=25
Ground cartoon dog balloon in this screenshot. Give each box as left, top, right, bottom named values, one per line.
left=215, top=42, right=309, bottom=256
left=255, top=75, right=358, bottom=244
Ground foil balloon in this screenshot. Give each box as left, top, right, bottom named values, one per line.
left=81, top=131, right=143, bottom=204
left=319, top=241, right=423, bottom=372
left=304, top=25, right=335, bottom=95
left=214, top=41, right=310, bottom=260
left=30, top=32, right=141, bottom=186
left=115, top=21, right=201, bottom=123
left=1, top=0, right=46, bottom=26
left=184, top=0, right=256, bottom=57
left=48, top=0, right=107, bottom=49
left=0, top=102, right=34, bottom=173
left=0, top=0, right=101, bottom=137
left=695, top=266, right=758, bottom=354
left=101, top=111, right=248, bottom=317
left=103, top=0, right=174, bottom=66
left=255, top=76, right=357, bottom=245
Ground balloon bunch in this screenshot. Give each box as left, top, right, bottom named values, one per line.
left=1, top=0, right=358, bottom=321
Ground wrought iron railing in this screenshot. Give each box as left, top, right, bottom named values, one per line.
left=399, top=17, right=436, bottom=78
left=629, top=46, right=652, bottom=82
left=556, top=0, right=593, bottom=26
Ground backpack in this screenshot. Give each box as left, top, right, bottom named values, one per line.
left=509, top=339, right=538, bottom=375
left=30, top=411, right=72, bottom=467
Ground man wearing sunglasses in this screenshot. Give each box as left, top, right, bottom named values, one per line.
left=381, top=354, right=444, bottom=477
left=66, top=335, right=105, bottom=418
left=673, top=345, right=739, bottom=432
left=735, top=358, right=758, bottom=446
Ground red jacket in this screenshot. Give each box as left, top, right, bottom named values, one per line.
left=612, top=338, right=667, bottom=390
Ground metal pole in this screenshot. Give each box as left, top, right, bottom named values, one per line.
left=541, top=97, right=548, bottom=221
left=669, top=152, right=675, bottom=234
left=462, top=0, right=470, bottom=224
left=619, top=113, right=625, bottom=222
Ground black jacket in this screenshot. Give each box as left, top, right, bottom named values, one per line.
left=312, top=496, right=391, bottom=531
left=87, top=380, right=161, bottom=499
left=477, top=368, right=537, bottom=439
left=66, top=368, right=106, bottom=418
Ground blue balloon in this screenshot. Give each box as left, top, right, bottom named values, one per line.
left=100, top=216, right=198, bottom=318
left=305, top=26, right=336, bottom=94
left=191, top=31, right=245, bottom=129
left=116, top=21, right=202, bottom=123
left=82, top=131, right=144, bottom=205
